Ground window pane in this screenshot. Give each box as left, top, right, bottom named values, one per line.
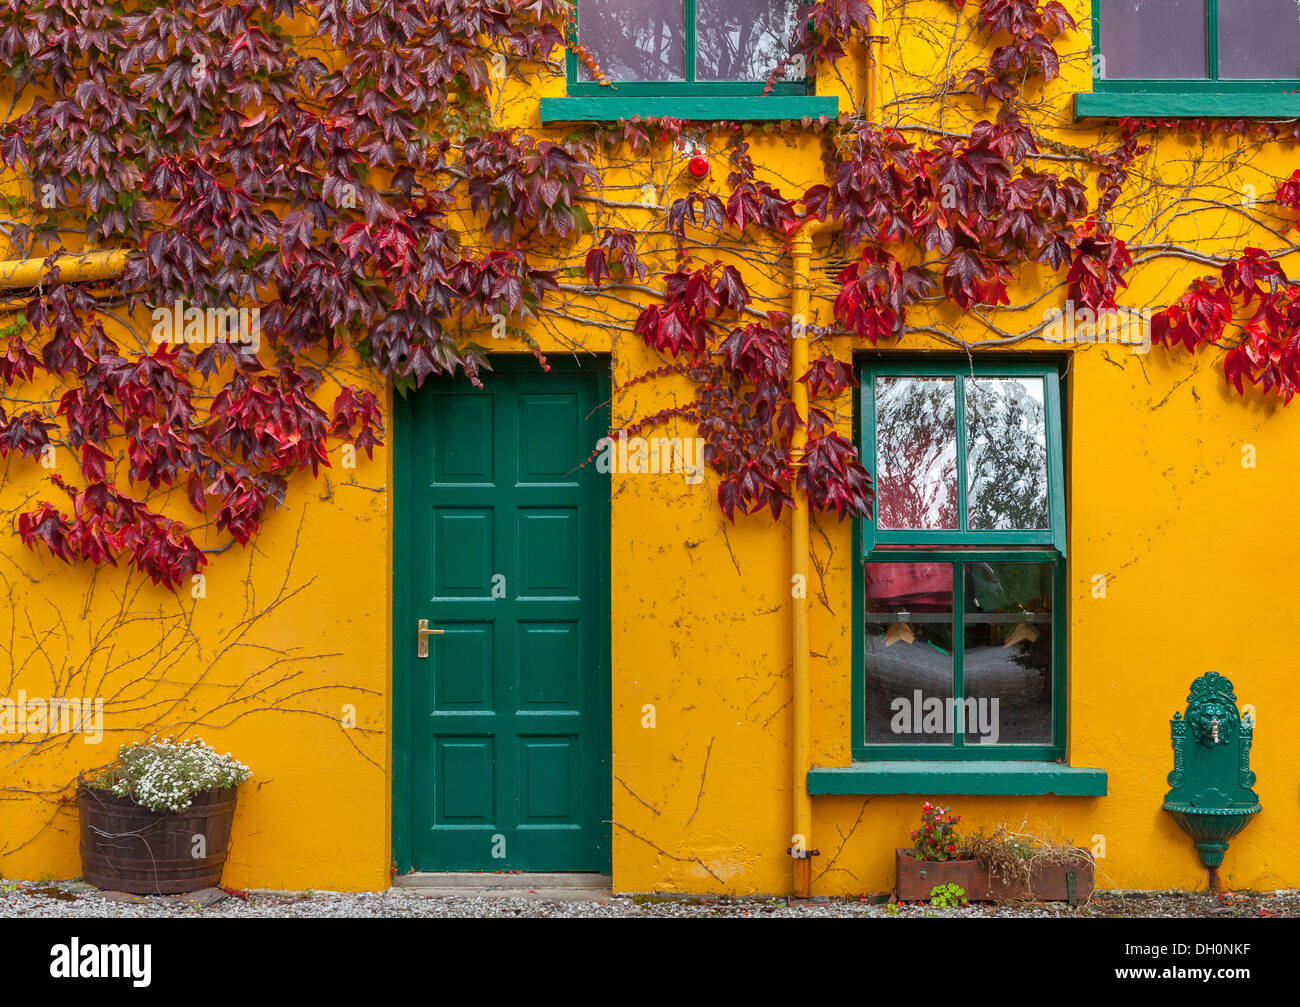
left=965, top=377, right=1050, bottom=531
left=963, top=562, right=1054, bottom=745
left=578, top=0, right=686, bottom=82
left=696, top=0, right=805, bottom=81
left=1219, top=0, right=1300, bottom=79
left=874, top=376, right=958, bottom=530
left=1098, top=0, right=1208, bottom=79
left=864, top=562, right=954, bottom=745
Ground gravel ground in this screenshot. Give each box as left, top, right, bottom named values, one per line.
left=2, top=879, right=1298, bottom=918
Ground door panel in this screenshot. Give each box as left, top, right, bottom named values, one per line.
left=395, top=358, right=610, bottom=873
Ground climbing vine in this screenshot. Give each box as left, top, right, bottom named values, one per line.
left=0, top=0, right=1298, bottom=588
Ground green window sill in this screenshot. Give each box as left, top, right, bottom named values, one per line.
left=807, top=761, right=1108, bottom=797
left=1075, top=91, right=1300, bottom=119
left=539, top=95, right=838, bottom=124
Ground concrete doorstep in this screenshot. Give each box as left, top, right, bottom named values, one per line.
left=391, top=873, right=613, bottom=901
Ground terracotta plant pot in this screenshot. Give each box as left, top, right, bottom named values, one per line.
left=895, top=848, right=985, bottom=902
left=78, top=783, right=238, bottom=895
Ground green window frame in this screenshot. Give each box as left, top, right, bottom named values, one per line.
left=860, top=361, right=1066, bottom=555
left=852, top=360, right=1067, bottom=763
left=1076, top=0, right=1300, bottom=118
left=540, top=1, right=838, bottom=123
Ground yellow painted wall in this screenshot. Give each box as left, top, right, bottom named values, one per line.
left=0, top=367, right=394, bottom=891
left=2, top=1, right=1299, bottom=894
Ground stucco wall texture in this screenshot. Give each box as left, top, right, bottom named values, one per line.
left=2, top=2, right=1297, bottom=894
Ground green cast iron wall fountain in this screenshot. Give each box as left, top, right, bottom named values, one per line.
left=1162, top=672, right=1260, bottom=890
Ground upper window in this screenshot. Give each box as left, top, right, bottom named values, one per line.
left=569, top=0, right=810, bottom=95
left=861, top=363, right=1065, bottom=553
left=1095, top=0, right=1300, bottom=86
left=854, top=361, right=1067, bottom=762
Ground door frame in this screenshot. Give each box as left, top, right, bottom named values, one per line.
left=391, top=354, right=612, bottom=874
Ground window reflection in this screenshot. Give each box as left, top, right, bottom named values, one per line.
left=874, top=376, right=959, bottom=530
left=965, top=377, right=1049, bottom=530
left=864, top=562, right=954, bottom=745
left=578, top=0, right=686, bottom=82
left=695, top=0, right=804, bottom=81
left=1098, top=0, right=1207, bottom=79
left=1219, top=0, right=1300, bottom=79
left=963, top=562, right=1053, bottom=744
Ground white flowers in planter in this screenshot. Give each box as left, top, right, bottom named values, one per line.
left=88, top=736, right=252, bottom=814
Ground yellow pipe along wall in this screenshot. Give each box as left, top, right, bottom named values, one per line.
left=1, top=1, right=1299, bottom=894
left=789, top=228, right=814, bottom=899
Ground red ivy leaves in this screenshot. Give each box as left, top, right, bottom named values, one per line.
left=716, top=458, right=796, bottom=521
left=19, top=480, right=207, bottom=589
left=1224, top=288, right=1300, bottom=402
left=0, top=411, right=55, bottom=460
left=0, top=335, right=40, bottom=384
left=1151, top=278, right=1233, bottom=352
left=0, top=1, right=589, bottom=589
left=1221, top=251, right=1300, bottom=401
left=1153, top=249, right=1300, bottom=402
left=668, top=190, right=728, bottom=238
left=635, top=262, right=749, bottom=358
left=465, top=132, right=599, bottom=243
left=720, top=322, right=790, bottom=387
left=17, top=502, right=74, bottom=563
left=584, top=229, right=645, bottom=288
left=944, top=243, right=1013, bottom=308
left=1222, top=246, right=1285, bottom=305
left=762, top=1, right=876, bottom=95
left=207, top=366, right=333, bottom=476
left=800, top=357, right=858, bottom=397
left=207, top=469, right=286, bottom=547
left=1067, top=221, right=1132, bottom=312
left=958, top=0, right=1077, bottom=103
left=332, top=386, right=385, bottom=460
left=1276, top=169, right=1300, bottom=215
left=637, top=107, right=1113, bottom=524
left=798, top=433, right=875, bottom=518
left=821, top=125, right=932, bottom=246
left=821, top=117, right=1091, bottom=316
left=724, top=136, right=799, bottom=235
left=835, top=249, right=933, bottom=342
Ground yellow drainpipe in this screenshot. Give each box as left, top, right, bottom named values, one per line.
left=788, top=216, right=844, bottom=898
left=866, top=12, right=885, bottom=122
left=789, top=227, right=815, bottom=898
left=787, top=17, right=881, bottom=898
left=0, top=249, right=129, bottom=289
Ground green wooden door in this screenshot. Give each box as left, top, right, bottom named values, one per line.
left=394, top=357, right=611, bottom=873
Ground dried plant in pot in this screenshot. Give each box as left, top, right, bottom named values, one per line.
left=895, top=802, right=984, bottom=902
left=969, top=822, right=1095, bottom=902
left=78, top=737, right=252, bottom=895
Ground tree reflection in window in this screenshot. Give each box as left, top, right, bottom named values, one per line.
left=874, top=376, right=959, bottom=530
left=695, top=0, right=804, bottom=81
left=577, top=1, right=803, bottom=84
left=578, top=0, right=686, bottom=82
left=965, top=377, right=1049, bottom=530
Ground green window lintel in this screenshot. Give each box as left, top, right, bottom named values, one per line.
left=539, top=95, right=838, bottom=124
left=807, top=761, right=1108, bottom=797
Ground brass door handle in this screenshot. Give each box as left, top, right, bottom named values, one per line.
left=417, top=619, right=445, bottom=658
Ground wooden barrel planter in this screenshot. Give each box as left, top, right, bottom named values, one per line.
left=77, top=782, right=238, bottom=895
